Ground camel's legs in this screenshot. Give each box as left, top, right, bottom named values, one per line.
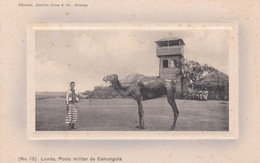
left=167, top=97, right=179, bottom=130
left=134, top=83, right=145, bottom=129
left=166, top=82, right=179, bottom=130
left=136, top=99, right=145, bottom=129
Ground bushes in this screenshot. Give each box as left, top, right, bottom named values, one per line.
left=84, top=86, right=123, bottom=99
left=36, top=92, right=66, bottom=100
left=181, top=58, right=216, bottom=84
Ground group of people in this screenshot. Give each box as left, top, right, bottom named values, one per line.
left=195, top=88, right=209, bottom=101
left=186, top=85, right=209, bottom=101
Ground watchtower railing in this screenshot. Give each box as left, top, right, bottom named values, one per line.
left=156, top=46, right=183, bottom=57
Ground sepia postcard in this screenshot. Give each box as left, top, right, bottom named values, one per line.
left=2, top=0, right=260, bottom=162
left=27, top=22, right=238, bottom=139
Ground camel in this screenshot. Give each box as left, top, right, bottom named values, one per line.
left=103, top=73, right=179, bottom=130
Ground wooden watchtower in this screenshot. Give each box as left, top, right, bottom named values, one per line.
left=155, top=37, right=187, bottom=96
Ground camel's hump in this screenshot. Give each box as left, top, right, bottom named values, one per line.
left=120, top=73, right=146, bottom=83
left=120, top=73, right=162, bottom=86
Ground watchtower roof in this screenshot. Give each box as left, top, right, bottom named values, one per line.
left=155, top=36, right=185, bottom=45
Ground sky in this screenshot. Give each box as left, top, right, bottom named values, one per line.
left=35, top=29, right=229, bottom=92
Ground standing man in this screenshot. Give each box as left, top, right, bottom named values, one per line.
left=65, top=82, right=87, bottom=129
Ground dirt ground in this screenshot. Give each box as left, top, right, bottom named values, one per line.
left=36, top=97, right=229, bottom=131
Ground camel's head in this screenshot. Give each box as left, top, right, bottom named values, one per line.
left=103, top=74, right=118, bottom=86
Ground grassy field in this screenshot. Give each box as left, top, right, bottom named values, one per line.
left=36, top=92, right=229, bottom=131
